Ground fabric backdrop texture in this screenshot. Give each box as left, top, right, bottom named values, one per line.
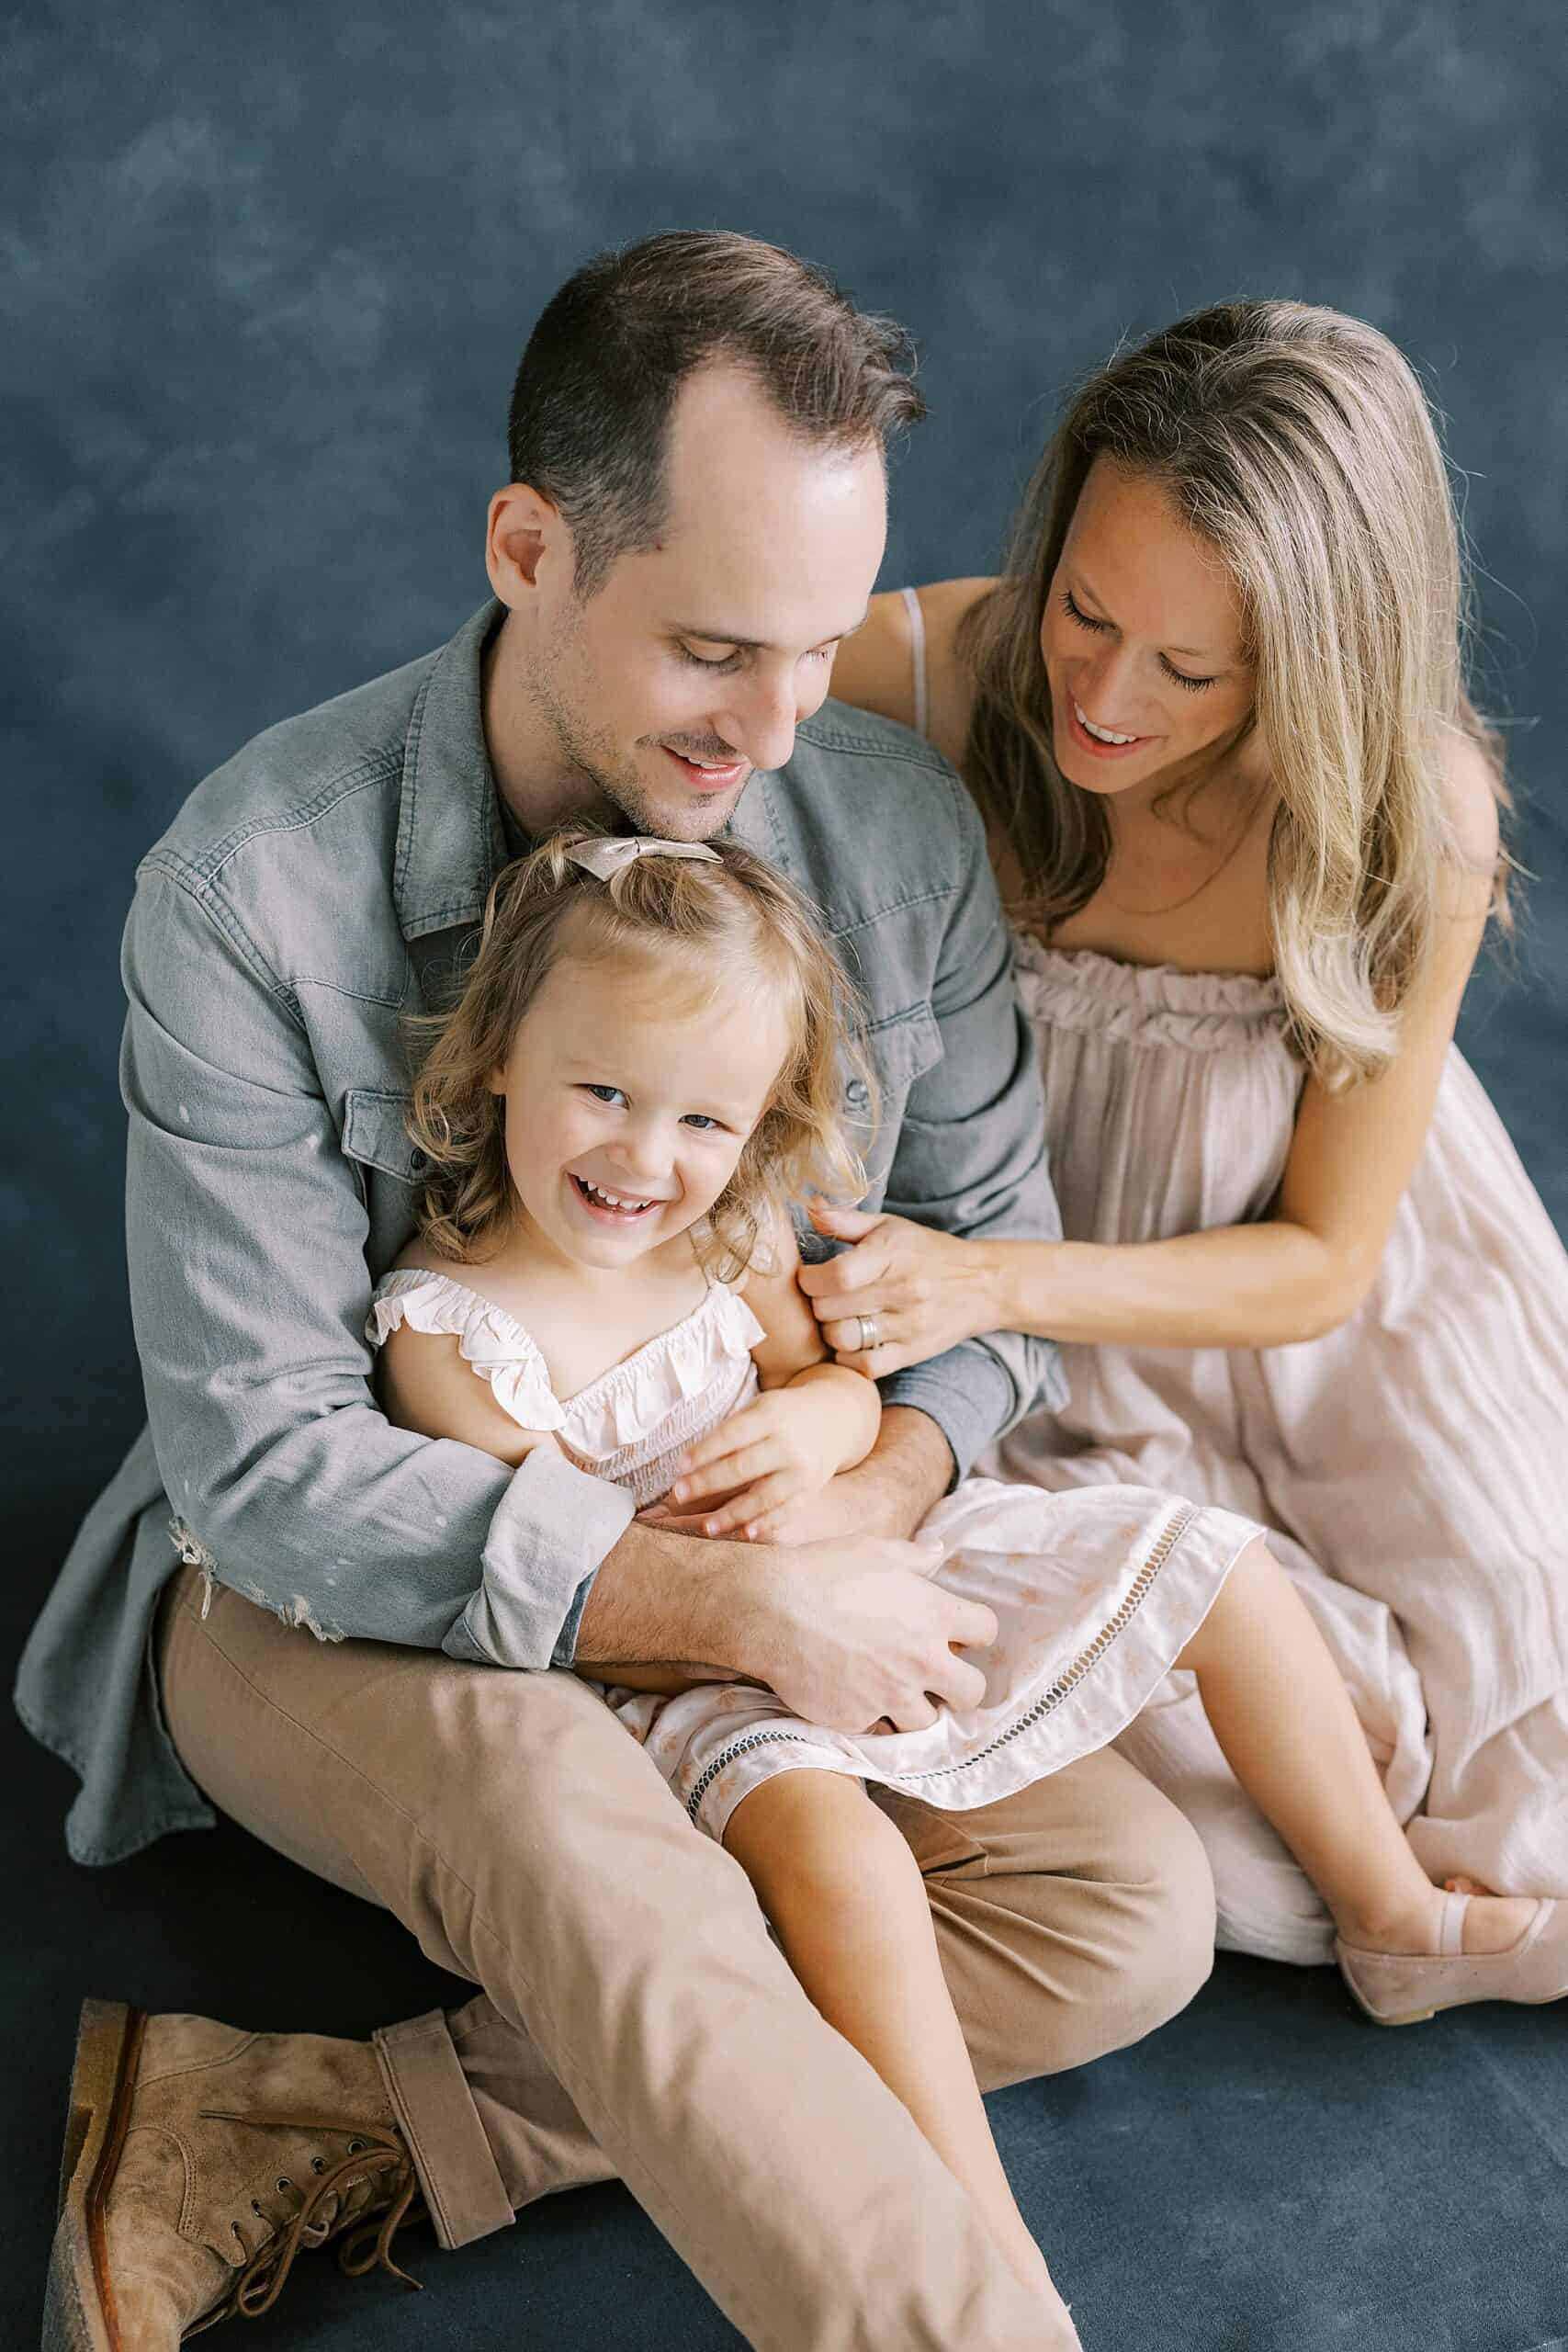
left=5, top=9, right=1567, bottom=2352
left=5, top=6, right=1566, bottom=1515
left=6, top=5, right=1561, bottom=1505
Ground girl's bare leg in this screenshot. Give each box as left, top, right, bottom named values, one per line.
left=722, top=1770, right=1061, bottom=2309
left=1179, top=1539, right=1537, bottom=1958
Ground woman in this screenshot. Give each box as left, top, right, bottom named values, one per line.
left=817, top=300, right=1568, bottom=1965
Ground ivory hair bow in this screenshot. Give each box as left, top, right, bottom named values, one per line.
left=565, top=836, right=722, bottom=881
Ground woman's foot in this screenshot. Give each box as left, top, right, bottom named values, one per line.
left=1335, top=1882, right=1539, bottom=1958
left=1336, top=1891, right=1568, bottom=2025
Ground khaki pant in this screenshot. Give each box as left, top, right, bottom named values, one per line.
left=154, top=1563, right=1215, bottom=2349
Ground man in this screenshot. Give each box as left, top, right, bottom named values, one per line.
left=21, top=232, right=1214, bottom=2352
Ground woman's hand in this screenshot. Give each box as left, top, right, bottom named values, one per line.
left=798, top=1201, right=1005, bottom=1375
left=662, top=1385, right=856, bottom=1542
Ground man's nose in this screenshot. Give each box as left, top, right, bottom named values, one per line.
left=716, top=672, right=799, bottom=775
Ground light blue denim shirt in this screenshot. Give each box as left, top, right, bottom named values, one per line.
left=15, top=601, right=1066, bottom=1864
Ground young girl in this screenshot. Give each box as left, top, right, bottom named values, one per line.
left=368, top=822, right=1563, bottom=2323
left=821, top=299, right=1568, bottom=1971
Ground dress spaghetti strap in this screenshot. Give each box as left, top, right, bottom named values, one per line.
left=899, top=584, right=930, bottom=742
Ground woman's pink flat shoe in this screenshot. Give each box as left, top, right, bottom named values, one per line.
left=1336, top=1890, right=1568, bottom=2026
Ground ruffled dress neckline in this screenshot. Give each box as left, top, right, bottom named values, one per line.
left=367, top=1267, right=767, bottom=1508
left=1011, top=933, right=1291, bottom=1054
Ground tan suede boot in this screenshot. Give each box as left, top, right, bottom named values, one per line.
left=45, top=1999, right=429, bottom=2349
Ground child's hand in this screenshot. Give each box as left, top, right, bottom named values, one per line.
left=666, top=1389, right=846, bottom=1541
left=635, top=1484, right=752, bottom=1538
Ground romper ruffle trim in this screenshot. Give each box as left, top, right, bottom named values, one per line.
left=367, top=1268, right=767, bottom=1453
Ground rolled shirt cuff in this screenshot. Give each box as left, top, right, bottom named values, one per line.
left=443, top=1446, right=635, bottom=1670
left=548, top=1569, right=596, bottom=1670
left=879, top=1336, right=1062, bottom=1488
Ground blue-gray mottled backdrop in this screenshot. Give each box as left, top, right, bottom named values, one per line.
left=5, top=0, right=1565, bottom=1480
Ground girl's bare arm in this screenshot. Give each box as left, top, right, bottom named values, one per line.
left=377, top=1319, right=557, bottom=1466
left=662, top=1219, right=883, bottom=1538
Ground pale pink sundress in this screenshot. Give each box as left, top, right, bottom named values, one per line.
left=899, top=582, right=1568, bottom=1962
left=367, top=1268, right=1261, bottom=1847
left=990, top=939, right=1568, bottom=1965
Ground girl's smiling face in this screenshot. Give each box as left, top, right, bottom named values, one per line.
left=489, top=947, right=793, bottom=1271
left=1039, top=458, right=1257, bottom=799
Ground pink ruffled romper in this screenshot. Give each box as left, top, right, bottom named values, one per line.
left=368, top=1267, right=1261, bottom=1846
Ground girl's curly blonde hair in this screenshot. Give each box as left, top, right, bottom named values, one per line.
left=407, top=823, right=874, bottom=1281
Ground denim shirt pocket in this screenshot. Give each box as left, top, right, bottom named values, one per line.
left=342, top=1087, right=423, bottom=1272
left=851, top=1002, right=942, bottom=1201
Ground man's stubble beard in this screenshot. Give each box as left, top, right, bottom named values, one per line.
left=533, top=606, right=749, bottom=844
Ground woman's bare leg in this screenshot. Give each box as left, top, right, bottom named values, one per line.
left=1179, top=1539, right=1537, bottom=1957
left=723, top=1770, right=1061, bottom=2308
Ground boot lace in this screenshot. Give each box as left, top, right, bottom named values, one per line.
left=187, top=2109, right=426, bottom=2328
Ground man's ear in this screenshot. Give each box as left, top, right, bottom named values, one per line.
left=486, top=482, right=569, bottom=608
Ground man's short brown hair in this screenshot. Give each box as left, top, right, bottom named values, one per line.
left=507, top=231, right=925, bottom=596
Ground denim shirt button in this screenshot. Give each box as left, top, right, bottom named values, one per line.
left=844, top=1079, right=870, bottom=1111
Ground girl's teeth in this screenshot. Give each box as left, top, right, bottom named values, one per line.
left=1075, top=699, right=1138, bottom=745
left=581, top=1180, right=654, bottom=1212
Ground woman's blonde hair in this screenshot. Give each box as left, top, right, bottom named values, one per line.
left=407, top=824, right=872, bottom=1278
left=962, top=300, right=1507, bottom=1086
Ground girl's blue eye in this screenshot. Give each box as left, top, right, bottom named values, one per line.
left=681, top=1113, right=721, bottom=1131
left=583, top=1084, right=627, bottom=1107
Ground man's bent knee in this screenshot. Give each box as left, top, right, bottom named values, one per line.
left=1097, top=1787, right=1216, bottom=2051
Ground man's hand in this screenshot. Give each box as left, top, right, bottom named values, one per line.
left=579, top=1408, right=986, bottom=1731
left=739, top=1534, right=997, bottom=1731
left=579, top=1515, right=997, bottom=1733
